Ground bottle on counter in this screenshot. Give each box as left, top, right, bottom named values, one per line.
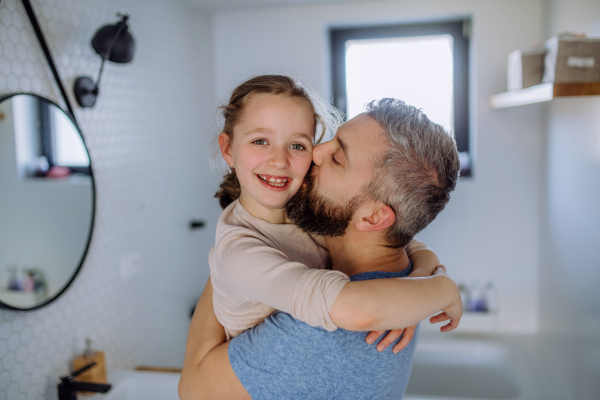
left=7, top=265, right=22, bottom=291
left=484, top=282, right=498, bottom=313
left=468, top=282, right=488, bottom=312
left=458, top=284, right=470, bottom=311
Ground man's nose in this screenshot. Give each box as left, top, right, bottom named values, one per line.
left=312, top=142, right=327, bottom=166
left=267, top=147, right=290, bottom=170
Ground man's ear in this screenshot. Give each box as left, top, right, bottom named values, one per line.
left=218, top=132, right=234, bottom=168
left=354, top=201, right=396, bottom=232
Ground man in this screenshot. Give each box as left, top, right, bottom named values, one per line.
left=179, top=99, right=462, bottom=399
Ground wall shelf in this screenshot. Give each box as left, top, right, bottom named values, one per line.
left=490, top=82, right=600, bottom=109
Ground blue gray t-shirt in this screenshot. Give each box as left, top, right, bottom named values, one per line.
left=229, top=264, right=419, bottom=399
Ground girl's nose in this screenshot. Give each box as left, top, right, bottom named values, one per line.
left=268, top=147, right=290, bottom=170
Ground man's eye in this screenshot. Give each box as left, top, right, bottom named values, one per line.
left=253, top=139, right=267, bottom=145
left=290, top=143, right=306, bottom=150
left=331, top=154, right=341, bottom=165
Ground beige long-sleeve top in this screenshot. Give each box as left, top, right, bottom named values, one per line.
left=209, top=200, right=429, bottom=339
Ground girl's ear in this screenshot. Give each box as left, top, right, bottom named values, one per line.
left=218, top=132, right=234, bottom=168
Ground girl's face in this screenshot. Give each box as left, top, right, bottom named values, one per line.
left=219, top=93, right=315, bottom=219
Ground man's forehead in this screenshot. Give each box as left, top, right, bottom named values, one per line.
left=337, top=114, right=386, bottom=156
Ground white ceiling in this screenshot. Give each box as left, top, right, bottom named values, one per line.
left=180, top=0, right=366, bottom=14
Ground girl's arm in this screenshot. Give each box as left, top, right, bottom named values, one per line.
left=330, top=268, right=462, bottom=332
left=365, top=241, right=443, bottom=352
left=406, top=239, right=440, bottom=277
left=334, top=240, right=459, bottom=335
left=219, top=231, right=457, bottom=334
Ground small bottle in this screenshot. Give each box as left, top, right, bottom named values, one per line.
left=23, top=271, right=35, bottom=292
left=458, top=284, right=470, bottom=311
left=484, top=282, right=498, bottom=313
left=7, top=266, right=21, bottom=291
left=468, top=282, right=488, bottom=312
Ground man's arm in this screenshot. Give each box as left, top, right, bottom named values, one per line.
left=188, top=342, right=250, bottom=400
left=179, top=278, right=248, bottom=400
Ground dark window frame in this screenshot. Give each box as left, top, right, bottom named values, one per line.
left=330, top=19, right=471, bottom=176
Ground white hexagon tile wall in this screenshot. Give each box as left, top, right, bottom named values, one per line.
left=0, top=0, right=219, bottom=398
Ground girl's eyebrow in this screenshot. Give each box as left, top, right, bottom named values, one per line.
left=291, top=132, right=313, bottom=142
left=244, top=127, right=272, bottom=135
left=244, top=128, right=312, bottom=142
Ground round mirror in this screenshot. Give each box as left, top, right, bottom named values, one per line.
left=0, top=93, right=95, bottom=310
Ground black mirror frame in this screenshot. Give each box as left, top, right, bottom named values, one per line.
left=0, top=92, right=96, bottom=311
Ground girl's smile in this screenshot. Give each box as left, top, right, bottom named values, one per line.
left=256, top=174, right=291, bottom=190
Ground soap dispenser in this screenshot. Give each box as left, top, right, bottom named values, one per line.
left=72, top=338, right=107, bottom=391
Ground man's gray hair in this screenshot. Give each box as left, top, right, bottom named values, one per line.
left=363, top=98, right=461, bottom=248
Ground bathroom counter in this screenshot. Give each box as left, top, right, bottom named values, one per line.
left=414, top=331, right=599, bottom=400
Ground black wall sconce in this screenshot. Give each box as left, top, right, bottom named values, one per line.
left=74, top=14, right=135, bottom=108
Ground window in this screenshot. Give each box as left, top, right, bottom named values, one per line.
left=331, top=20, right=471, bottom=176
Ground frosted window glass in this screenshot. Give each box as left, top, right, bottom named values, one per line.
left=345, top=34, right=454, bottom=134
left=52, top=108, right=89, bottom=167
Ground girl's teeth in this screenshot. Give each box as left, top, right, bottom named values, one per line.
left=258, top=174, right=288, bottom=187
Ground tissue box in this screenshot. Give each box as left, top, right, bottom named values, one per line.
left=543, top=35, right=600, bottom=83
left=507, top=48, right=546, bottom=90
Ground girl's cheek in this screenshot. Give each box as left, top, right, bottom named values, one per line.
left=293, top=152, right=313, bottom=172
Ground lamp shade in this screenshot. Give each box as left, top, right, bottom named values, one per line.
left=91, top=22, right=134, bottom=63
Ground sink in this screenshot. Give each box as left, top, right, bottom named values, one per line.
left=82, top=370, right=180, bottom=400
left=405, top=338, right=528, bottom=400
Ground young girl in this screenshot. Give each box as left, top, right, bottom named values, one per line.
left=209, top=75, right=449, bottom=343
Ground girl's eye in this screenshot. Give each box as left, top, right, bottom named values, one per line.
left=331, top=154, right=341, bottom=166
left=253, top=139, right=268, bottom=145
left=290, top=143, right=306, bottom=150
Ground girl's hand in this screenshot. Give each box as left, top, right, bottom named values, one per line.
left=365, top=325, right=417, bottom=354
left=430, top=266, right=462, bottom=332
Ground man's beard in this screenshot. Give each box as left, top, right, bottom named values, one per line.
left=286, top=164, right=364, bottom=237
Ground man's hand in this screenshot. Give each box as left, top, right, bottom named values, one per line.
left=365, top=324, right=417, bottom=353
left=429, top=266, right=462, bottom=332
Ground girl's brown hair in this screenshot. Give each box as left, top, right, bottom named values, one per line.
left=214, top=75, right=336, bottom=209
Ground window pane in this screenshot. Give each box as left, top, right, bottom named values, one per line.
left=52, top=107, right=89, bottom=167
left=345, top=34, right=454, bottom=134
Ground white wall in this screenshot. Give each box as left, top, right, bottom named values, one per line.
left=0, top=0, right=219, bottom=398
left=213, top=0, right=544, bottom=333
left=537, top=0, right=600, bottom=398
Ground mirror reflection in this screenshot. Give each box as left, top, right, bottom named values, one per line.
left=0, top=94, right=94, bottom=310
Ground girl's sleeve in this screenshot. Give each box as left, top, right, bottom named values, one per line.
left=213, top=229, right=349, bottom=331
left=406, top=238, right=431, bottom=256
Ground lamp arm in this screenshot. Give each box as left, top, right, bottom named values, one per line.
left=94, top=16, right=129, bottom=88
left=94, top=58, right=107, bottom=90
